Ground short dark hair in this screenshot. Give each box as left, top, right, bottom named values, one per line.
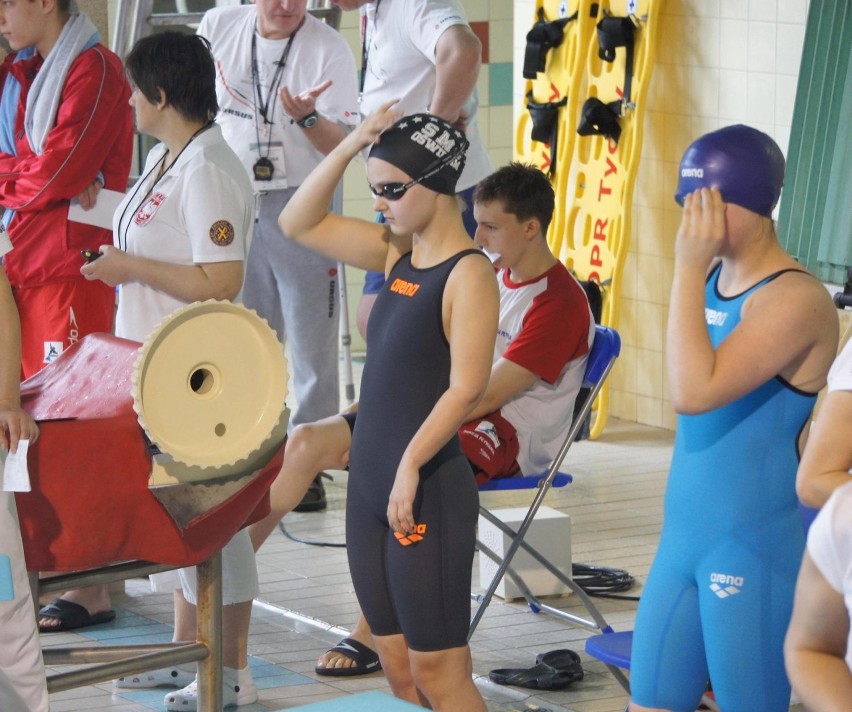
left=125, top=32, right=218, bottom=124
left=472, top=162, right=555, bottom=236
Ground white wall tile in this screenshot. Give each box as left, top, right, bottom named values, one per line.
left=748, top=0, right=778, bottom=22
left=719, top=19, right=748, bottom=70
left=718, top=69, right=749, bottom=119
left=778, top=0, right=808, bottom=24
left=720, top=0, right=748, bottom=19
left=775, top=74, right=798, bottom=125
left=463, top=0, right=489, bottom=22
left=776, top=23, right=805, bottom=76
left=747, top=21, right=777, bottom=73
left=746, top=72, right=776, bottom=124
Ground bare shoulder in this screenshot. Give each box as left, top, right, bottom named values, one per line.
left=751, top=268, right=840, bottom=385
left=446, top=250, right=499, bottom=301
left=764, top=269, right=837, bottom=327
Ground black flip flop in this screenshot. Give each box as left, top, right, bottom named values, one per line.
left=488, top=662, right=577, bottom=690
left=536, top=648, right=585, bottom=683
left=38, top=598, right=116, bottom=633
left=315, top=637, right=382, bottom=677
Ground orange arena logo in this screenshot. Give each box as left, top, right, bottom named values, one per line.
left=394, top=523, right=427, bottom=546
left=389, top=278, right=420, bottom=297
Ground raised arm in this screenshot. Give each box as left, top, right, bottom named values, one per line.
left=430, top=25, right=481, bottom=129
left=387, top=254, right=499, bottom=534
left=666, top=188, right=838, bottom=413
left=278, top=101, right=406, bottom=272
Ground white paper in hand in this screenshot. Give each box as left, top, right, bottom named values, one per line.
left=3, top=440, right=31, bottom=492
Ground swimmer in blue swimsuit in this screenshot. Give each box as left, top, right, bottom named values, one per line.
left=279, top=103, right=499, bottom=712
left=629, top=126, right=838, bottom=712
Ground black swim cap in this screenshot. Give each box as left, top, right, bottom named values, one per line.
left=368, top=114, right=469, bottom=195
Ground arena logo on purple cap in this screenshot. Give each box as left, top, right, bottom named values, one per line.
left=681, top=168, right=704, bottom=178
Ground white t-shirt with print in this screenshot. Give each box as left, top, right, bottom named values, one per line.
left=112, top=124, right=253, bottom=343
left=828, top=338, right=852, bottom=393
left=198, top=7, right=359, bottom=191
left=359, top=0, right=492, bottom=191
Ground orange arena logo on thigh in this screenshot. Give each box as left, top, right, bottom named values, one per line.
left=389, top=278, right=420, bottom=297
left=394, top=523, right=427, bottom=546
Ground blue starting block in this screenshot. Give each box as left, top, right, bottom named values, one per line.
left=284, top=691, right=422, bottom=711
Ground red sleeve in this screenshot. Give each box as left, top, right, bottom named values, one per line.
left=502, top=270, right=592, bottom=385
left=0, top=46, right=132, bottom=211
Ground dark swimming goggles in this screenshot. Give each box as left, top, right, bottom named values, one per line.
left=368, top=177, right=422, bottom=201
left=367, top=138, right=468, bottom=201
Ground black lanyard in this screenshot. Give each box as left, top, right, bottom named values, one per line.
left=359, top=0, right=381, bottom=94
left=251, top=19, right=303, bottom=126
left=117, top=123, right=213, bottom=251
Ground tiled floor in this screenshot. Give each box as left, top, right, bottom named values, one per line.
left=41, top=412, right=672, bottom=712
left=38, top=353, right=806, bottom=711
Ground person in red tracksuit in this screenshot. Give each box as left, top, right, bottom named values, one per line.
left=0, top=0, right=133, bottom=634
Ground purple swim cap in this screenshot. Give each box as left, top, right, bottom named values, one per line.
left=368, top=114, right=468, bottom=195
left=674, top=125, right=785, bottom=217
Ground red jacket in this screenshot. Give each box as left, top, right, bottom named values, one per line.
left=0, top=44, right=133, bottom=288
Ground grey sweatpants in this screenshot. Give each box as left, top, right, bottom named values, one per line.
left=243, top=188, right=340, bottom=429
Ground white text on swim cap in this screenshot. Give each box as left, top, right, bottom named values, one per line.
left=681, top=168, right=704, bottom=178
left=411, top=122, right=456, bottom=159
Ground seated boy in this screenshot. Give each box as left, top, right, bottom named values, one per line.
left=249, top=162, right=595, bottom=676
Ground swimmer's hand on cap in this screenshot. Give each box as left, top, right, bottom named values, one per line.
left=348, top=100, right=403, bottom=153
left=675, top=187, right=727, bottom=270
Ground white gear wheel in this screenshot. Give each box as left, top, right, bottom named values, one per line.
left=131, top=300, right=288, bottom=471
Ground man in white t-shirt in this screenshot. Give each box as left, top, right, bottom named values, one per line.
left=0, top=229, right=47, bottom=712
left=331, top=0, right=494, bottom=336
left=197, top=1, right=359, bottom=509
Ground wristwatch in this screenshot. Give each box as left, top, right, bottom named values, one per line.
left=296, top=110, right=319, bottom=129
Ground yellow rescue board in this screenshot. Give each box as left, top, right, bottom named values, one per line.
left=515, top=0, right=666, bottom=438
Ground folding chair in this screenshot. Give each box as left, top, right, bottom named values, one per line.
left=469, top=325, right=621, bottom=639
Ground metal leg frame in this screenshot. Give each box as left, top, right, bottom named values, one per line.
left=468, top=357, right=617, bottom=639
left=32, top=554, right=224, bottom=711
left=471, top=513, right=613, bottom=637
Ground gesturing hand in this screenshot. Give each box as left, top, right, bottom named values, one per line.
left=279, top=80, right=333, bottom=123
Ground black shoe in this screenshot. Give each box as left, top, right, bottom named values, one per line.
left=294, top=472, right=330, bottom=512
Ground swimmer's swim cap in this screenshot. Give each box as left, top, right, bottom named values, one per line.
left=674, top=125, right=785, bottom=217
left=368, top=113, right=468, bottom=195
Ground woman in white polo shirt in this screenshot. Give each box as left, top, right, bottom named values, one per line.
left=81, top=31, right=257, bottom=710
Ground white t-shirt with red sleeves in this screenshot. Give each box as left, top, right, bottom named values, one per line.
left=497, top=262, right=594, bottom=475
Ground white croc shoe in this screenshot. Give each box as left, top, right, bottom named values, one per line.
left=164, top=667, right=257, bottom=711
left=115, top=665, right=196, bottom=689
